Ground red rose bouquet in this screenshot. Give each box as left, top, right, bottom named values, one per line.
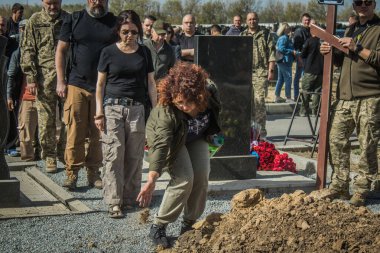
left=251, top=141, right=297, bottom=173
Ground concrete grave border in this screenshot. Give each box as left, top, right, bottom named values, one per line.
left=26, top=167, right=92, bottom=213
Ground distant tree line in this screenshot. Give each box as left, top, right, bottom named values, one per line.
left=0, top=0, right=377, bottom=25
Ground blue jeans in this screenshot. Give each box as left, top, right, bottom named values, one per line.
left=275, top=62, right=292, bottom=98
left=293, top=58, right=305, bottom=99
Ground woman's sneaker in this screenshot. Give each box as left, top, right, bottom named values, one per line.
left=7, top=149, right=20, bottom=157
left=285, top=98, right=294, bottom=103
left=274, top=97, right=286, bottom=103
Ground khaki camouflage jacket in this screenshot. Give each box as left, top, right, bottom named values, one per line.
left=241, top=27, right=276, bottom=76
left=21, top=8, right=68, bottom=84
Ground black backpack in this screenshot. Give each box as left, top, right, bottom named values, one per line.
left=65, top=10, right=84, bottom=81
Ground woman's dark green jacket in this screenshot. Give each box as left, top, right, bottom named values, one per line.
left=146, top=81, right=221, bottom=176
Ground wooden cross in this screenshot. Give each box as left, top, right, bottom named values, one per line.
left=310, top=5, right=344, bottom=189
left=310, top=24, right=349, bottom=54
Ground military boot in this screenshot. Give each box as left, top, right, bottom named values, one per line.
left=87, top=168, right=102, bottom=189
left=45, top=157, right=57, bottom=173
left=63, top=170, right=78, bottom=190
left=367, top=180, right=380, bottom=199
left=350, top=193, right=366, bottom=207
left=57, top=154, right=65, bottom=166
left=315, top=187, right=350, bottom=200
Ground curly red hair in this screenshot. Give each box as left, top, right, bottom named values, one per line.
left=158, top=61, right=209, bottom=111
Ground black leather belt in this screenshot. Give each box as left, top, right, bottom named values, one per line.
left=104, top=97, right=142, bottom=107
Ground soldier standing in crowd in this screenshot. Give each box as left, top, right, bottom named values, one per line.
left=241, top=12, right=276, bottom=139
left=174, top=14, right=201, bottom=62
left=292, top=13, right=311, bottom=101
left=7, top=19, right=40, bottom=161
left=55, top=0, right=117, bottom=190
left=6, top=3, right=24, bottom=38
left=142, top=15, right=156, bottom=41
left=143, top=20, right=175, bottom=80
left=320, top=0, right=380, bottom=206
left=226, top=15, right=243, bottom=36
left=20, top=0, right=67, bottom=173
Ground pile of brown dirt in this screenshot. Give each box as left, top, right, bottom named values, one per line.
left=164, top=189, right=380, bottom=253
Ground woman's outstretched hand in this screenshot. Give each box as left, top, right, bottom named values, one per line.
left=137, top=171, right=159, bottom=207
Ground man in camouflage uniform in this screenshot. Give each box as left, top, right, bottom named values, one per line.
left=241, top=12, right=276, bottom=138
left=21, top=0, right=67, bottom=173
left=320, top=0, right=380, bottom=206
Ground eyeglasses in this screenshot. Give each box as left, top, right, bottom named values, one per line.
left=354, top=0, right=374, bottom=6
left=121, top=30, right=138, bottom=36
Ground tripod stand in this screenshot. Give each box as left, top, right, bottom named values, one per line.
left=283, top=91, right=321, bottom=157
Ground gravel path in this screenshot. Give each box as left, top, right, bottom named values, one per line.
left=0, top=162, right=247, bottom=253
left=1, top=161, right=380, bottom=253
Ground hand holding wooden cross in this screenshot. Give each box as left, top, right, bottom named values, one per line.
left=310, top=23, right=349, bottom=54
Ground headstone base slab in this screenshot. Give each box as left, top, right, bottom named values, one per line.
left=0, top=177, right=20, bottom=203
left=210, top=155, right=257, bottom=180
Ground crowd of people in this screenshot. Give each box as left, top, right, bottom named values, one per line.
left=1, top=0, right=379, bottom=249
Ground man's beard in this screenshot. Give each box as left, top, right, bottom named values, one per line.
left=87, top=4, right=108, bottom=18
left=48, top=11, right=60, bottom=19
left=44, top=7, right=60, bottom=19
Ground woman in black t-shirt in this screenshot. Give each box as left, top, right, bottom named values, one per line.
left=94, top=10, right=157, bottom=218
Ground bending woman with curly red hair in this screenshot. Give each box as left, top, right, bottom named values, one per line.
left=137, top=61, right=221, bottom=248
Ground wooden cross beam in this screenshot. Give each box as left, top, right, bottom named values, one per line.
left=310, top=24, right=349, bottom=54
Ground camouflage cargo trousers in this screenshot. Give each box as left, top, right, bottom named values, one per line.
left=36, top=80, right=66, bottom=161
left=329, top=97, right=380, bottom=194
left=252, top=72, right=268, bottom=137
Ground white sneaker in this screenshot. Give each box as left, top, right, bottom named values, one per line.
left=286, top=98, right=294, bottom=103
left=274, top=97, right=286, bottom=103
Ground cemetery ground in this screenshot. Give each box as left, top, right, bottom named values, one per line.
left=167, top=189, right=380, bottom=252
left=1, top=89, right=380, bottom=252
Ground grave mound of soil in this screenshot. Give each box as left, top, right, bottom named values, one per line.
left=164, top=189, right=380, bottom=253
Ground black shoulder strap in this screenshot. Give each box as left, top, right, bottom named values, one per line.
left=71, top=10, right=84, bottom=39
left=65, top=10, right=84, bottom=81
left=140, top=44, right=149, bottom=75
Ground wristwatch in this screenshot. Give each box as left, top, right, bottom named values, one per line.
left=354, top=43, right=363, bottom=54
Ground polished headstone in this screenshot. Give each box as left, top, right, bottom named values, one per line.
left=194, top=35, right=257, bottom=180
left=195, top=35, right=253, bottom=156
left=0, top=36, right=10, bottom=180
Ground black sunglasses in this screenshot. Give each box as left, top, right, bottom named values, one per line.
left=354, top=0, right=374, bottom=6
left=121, top=30, right=138, bottom=36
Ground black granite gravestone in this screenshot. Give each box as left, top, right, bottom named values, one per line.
left=0, top=35, right=10, bottom=180
left=0, top=35, right=19, bottom=203
left=194, top=35, right=257, bottom=180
